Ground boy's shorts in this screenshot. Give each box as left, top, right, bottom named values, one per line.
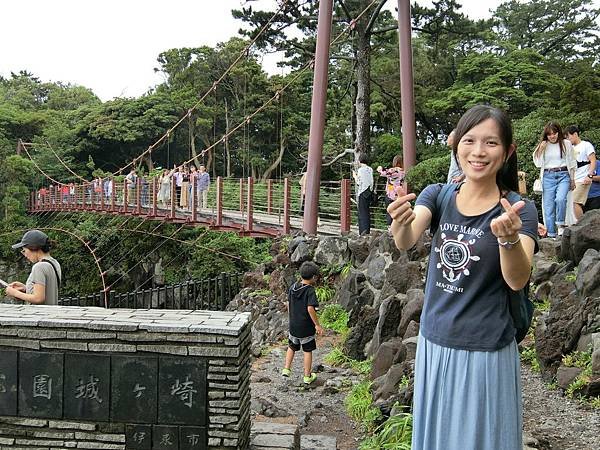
left=573, top=182, right=591, bottom=205
left=288, top=333, right=316, bottom=352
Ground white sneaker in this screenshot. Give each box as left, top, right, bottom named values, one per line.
left=558, top=226, right=565, bottom=236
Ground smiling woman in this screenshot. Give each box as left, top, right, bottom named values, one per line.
left=5, top=230, right=62, bottom=305
left=386, top=105, right=538, bottom=450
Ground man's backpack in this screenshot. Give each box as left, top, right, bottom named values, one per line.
left=431, top=183, right=534, bottom=344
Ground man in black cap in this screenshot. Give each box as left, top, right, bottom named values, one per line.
left=6, top=230, right=61, bottom=305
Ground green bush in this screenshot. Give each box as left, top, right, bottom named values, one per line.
left=319, top=304, right=349, bottom=334
left=405, top=155, right=449, bottom=195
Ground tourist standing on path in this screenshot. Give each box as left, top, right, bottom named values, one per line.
left=566, top=125, right=596, bottom=220
left=281, top=261, right=323, bottom=385
left=446, top=129, right=465, bottom=183
left=5, top=230, right=62, bottom=305
left=352, top=152, right=374, bottom=235
left=533, top=122, right=576, bottom=238
left=388, top=105, right=538, bottom=450
left=377, top=155, right=405, bottom=226
left=197, top=165, right=210, bottom=210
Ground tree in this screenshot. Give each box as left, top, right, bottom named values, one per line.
left=493, top=0, right=600, bottom=60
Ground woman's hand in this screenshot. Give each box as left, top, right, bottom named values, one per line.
left=8, top=281, right=25, bottom=291
left=490, top=198, right=525, bottom=241
left=5, top=286, right=20, bottom=298
left=387, top=193, right=417, bottom=226
left=570, top=179, right=576, bottom=191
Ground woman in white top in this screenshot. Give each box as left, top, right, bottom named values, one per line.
left=532, top=122, right=576, bottom=238
left=352, top=152, right=374, bottom=235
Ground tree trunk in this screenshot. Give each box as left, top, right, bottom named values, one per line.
left=225, top=98, right=232, bottom=177
left=189, top=115, right=200, bottom=168
left=142, top=154, right=154, bottom=173
left=261, top=136, right=286, bottom=180
left=354, top=12, right=371, bottom=157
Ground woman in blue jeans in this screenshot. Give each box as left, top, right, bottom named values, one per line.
left=533, top=122, right=576, bottom=238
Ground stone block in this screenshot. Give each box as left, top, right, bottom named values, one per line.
left=88, top=343, right=137, bottom=352
left=73, top=432, right=124, bottom=443
left=66, top=331, right=116, bottom=340
left=41, top=341, right=88, bottom=351
left=88, top=321, right=138, bottom=331
left=251, top=434, right=296, bottom=449
left=188, top=346, right=239, bottom=357
left=49, top=421, right=97, bottom=431
left=136, top=344, right=188, bottom=355
left=0, top=338, right=40, bottom=350
left=300, top=434, right=338, bottom=450
left=18, top=329, right=67, bottom=339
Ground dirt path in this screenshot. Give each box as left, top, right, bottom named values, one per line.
left=250, top=339, right=599, bottom=450
left=522, top=364, right=600, bottom=450
left=250, top=336, right=363, bottom=449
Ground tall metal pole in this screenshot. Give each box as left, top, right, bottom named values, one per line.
left=397, top=0, right=416, bottom=171
left=303, top=0, right=334, bottom=235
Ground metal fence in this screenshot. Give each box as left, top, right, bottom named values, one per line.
left=59, top=272, right=242, bottom=311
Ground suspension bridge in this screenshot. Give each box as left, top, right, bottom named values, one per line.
left=27, top=176, right=392, bottom=237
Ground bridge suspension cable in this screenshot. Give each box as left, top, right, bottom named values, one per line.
left=112, top=0, right=292, bottom=177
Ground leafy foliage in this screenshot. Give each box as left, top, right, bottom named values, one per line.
left=359, top=410, right=413, bottom=450
left=318, top=304, right=349, bottom=334
left=344, top=380, right=382, bottom=432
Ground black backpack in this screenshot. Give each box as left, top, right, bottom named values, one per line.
left=431, top=183, right=534, bottom=343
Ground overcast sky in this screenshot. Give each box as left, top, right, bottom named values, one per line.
left=0, top=0, right=529, bottom=101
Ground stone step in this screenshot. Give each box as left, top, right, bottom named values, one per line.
left=300, top=434, right=337, bottom=449
left=250, top=421, right=300, bottom=449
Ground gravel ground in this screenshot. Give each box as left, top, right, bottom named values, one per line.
left=522, top=364, right=600, bottom=450
left=250, top=338, right=600, bottom=450
left=250, top=335, right=363, bottom=449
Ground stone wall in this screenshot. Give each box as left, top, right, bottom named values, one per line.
left=0, top=304, right=251, bottom=449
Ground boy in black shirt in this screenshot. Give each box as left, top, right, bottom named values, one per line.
left=281, top=261, right=323, bottom=384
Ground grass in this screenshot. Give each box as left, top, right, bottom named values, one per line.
left=248, top=288, right=272, bottom=297
left=315, top=285, right=336, bottom=303
left=318, top=304, right=349, bottom=334
left=359, top=409, right=413, bottom=450
left=344, top=381, right=382, bottom=432
left=324, top=347, right=373, bottom=375
left=562, top=349, right=597, bottom=403
left=520, top=346, right=541, bottom=373
left=534, top=296, right=551, bottom=312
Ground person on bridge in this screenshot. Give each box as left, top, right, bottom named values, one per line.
left=352, top=152, right=374, bottom=235
left=377, top=155, right=405, bottom=226
left=5, top=230, right=62, bottom=305
left=197, top=165, right=210, bottom=211
left=180, top=166, right=190, bottom=209
left=281, top=261, right=323, bottom=385
left=157, top=169, right=172, bottom=207
left=387, top=105, right=538, bottom=450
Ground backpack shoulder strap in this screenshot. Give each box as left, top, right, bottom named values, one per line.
left=41, top=258, right=61, bottom=288
left=431, top=183, right=459, bottom=234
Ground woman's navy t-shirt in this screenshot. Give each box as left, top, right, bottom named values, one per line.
left=416, top=184, right=538, bottom=352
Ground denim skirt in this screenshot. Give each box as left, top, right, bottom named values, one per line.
left=411, top=334, right=522, bottom=450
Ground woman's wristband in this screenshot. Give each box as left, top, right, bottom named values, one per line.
left=498, top=236, right=520, bottom=250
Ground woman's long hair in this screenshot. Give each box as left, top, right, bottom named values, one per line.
left=452, top=105, right=519, bottom=193
left=540, top=121, right=566, bottom=158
